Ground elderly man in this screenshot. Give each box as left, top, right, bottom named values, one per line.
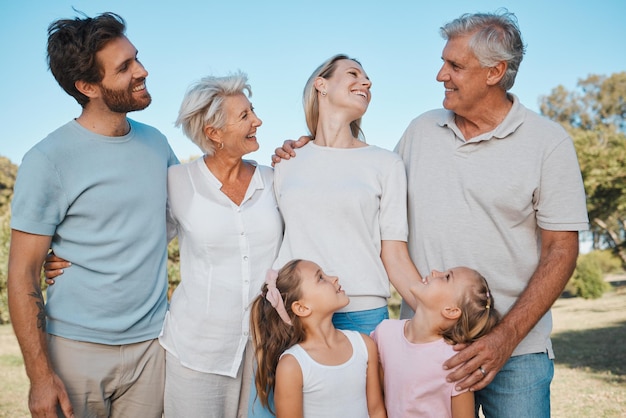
left=274, top=10, right=588, bottom=418
left=394, top=10, right=588, bottom=418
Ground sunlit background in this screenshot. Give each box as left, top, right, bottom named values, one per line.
left=2, top=0, right=625, bottom=169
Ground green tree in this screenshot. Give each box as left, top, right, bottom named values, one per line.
left=0, top=156, right=17, bottom=323
left=167, top=237, right=180, bottom=299
left=0, top=156, right=17, bottom=211
left=566, top=252, right=611, bottom=299
left=540, top=72, right=626, bottom=267
left=540, top=73, right=626, bottom=131
left=0, top=210, right=10, bottom=323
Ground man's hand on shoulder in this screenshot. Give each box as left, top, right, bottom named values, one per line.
left=443, top=324, right=516, bottom=392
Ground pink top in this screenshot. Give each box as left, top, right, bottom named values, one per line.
left=371, top=319, right=467, bottom=418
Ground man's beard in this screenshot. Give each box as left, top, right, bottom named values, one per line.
left=100, top=82, right=152, bottom=113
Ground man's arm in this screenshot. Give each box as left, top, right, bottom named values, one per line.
left=8, top=230, right=74, bottom=417
left=443, top=229, right=579, bottom=391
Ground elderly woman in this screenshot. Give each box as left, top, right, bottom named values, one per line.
left=158, top=72, right=283, bottom=417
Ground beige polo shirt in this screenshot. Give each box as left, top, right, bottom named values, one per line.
left=396, top=94, right=589, bottom=357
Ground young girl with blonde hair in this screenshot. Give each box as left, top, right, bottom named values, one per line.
left=371, top=267, right=501, bottom=418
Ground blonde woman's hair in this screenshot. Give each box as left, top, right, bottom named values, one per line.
left=441, top=270, right=501, bottom=344
left=250, top=260, right=307, bottom=412
left=302, top=54, right=366, bottom=141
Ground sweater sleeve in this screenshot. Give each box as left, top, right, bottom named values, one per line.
left=379, top=155, right=409, bottom=242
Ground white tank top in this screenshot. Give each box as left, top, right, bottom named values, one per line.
left=280, top=329, right=370, bottom=418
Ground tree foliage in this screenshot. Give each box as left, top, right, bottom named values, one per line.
left=0, top=156, right=17, bottom=212
left=540, top=72, right=626, bottom=266
left=566, top=252, right=611, bottom=299
left=540, top=72, right=626, bottom=131
left=0, top=156, right=17, bottom=323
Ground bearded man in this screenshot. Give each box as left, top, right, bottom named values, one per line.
left=8, top=12, right=178, bottom=418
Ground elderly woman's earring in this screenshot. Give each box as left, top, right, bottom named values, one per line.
left=217, top=142, right=224, bottom=150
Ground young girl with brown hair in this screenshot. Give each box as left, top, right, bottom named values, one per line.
left=250, top=259, right=386, bottom=418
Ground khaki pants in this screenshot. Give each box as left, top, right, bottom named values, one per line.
left=47, top=335, right=165, bottom=418
left=164, top=340, right=254, bottom=418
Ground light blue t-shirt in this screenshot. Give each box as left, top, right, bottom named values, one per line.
left=11, top=119, right=179, bottom=344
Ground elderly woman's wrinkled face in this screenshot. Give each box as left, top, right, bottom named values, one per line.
left=216, top=93, right=262, bottom=157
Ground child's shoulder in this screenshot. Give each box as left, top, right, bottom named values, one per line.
left=275, top=350, right=304, bottom=384
left=339, top=329, right=370, bottom=347
left=339, top=329, right=379, bottom=359
left=370, top=319, right=407, bottom=346
left=373, top=318, right=407, bottom=333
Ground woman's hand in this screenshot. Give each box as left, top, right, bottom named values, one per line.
left=43, top=251, right=71, bottom=285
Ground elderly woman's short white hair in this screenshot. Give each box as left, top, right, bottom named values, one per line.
left=175, top=71, right=252, bottom=155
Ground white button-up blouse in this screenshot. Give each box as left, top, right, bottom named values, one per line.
left=159, top=157, right=283, bottom=377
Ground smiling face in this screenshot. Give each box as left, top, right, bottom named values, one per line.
left=412, top=266, right=479, bottom=313
left=94, top=36, right=151, bottom=113
left=296, top=260, right=350, bottom=314
left=318, top=59, right=371, bottom=119
left=435, top=35, right=492, bottom=118
left=213, top=93, right=262, bottom=158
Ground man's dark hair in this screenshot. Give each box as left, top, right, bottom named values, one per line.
left=47, top=12, right=126, bottom=107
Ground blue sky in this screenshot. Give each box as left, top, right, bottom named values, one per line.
left=2, top=0, right=625, bottom=166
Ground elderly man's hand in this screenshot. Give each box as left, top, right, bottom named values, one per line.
left=443, top=324, right=516, bottom=391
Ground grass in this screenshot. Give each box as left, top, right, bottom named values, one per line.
left=550, top=284, right=626, bottom=417
left=0, top=326, right=29, bottom=417
left=0, top=286, right=625, bottom=417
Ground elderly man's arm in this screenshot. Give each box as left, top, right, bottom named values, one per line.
left=443, top=229, right=579, bottom=391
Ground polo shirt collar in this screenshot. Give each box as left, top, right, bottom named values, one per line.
left=437, top=93, right=527, bottom=143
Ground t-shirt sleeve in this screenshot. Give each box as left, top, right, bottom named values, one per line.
left=535, top=136, right=589, bottom=231
left=379, top=156, right=409, bottom=241
left=394, top=117, right=419, bottom=163
left=167, top=143, right=180, bottom=167
left=10, top=147, right=66, bottom=236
